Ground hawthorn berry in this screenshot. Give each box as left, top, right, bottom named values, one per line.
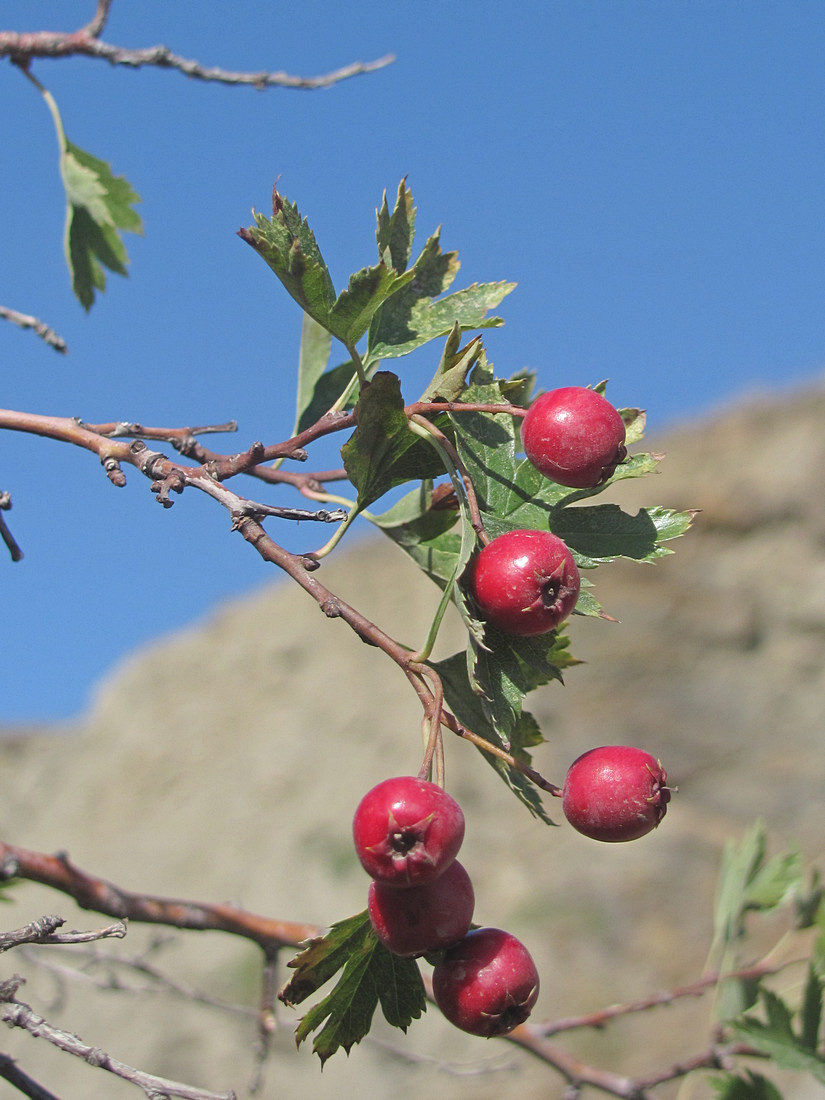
left=368, top=859, right=475, bottom=957
left=561, top=745, right=671, bottom=842
left=432, top=927, right=540, bottom=1037
left=521, top=386, right=627, bottom=489
left=468, top=529, right=580, bottom=636
left=352, top=776, right=465, bottom=887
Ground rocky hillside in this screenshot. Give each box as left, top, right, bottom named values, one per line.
left=2, top=381, right=825, bottom=1100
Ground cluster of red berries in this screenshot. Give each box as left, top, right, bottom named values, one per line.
left=468, top=385, right=627, bottom=637
left=348, top=389, right=671, bottom=1038
left=352, top=776, right=540, bottom=1037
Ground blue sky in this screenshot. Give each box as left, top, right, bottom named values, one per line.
left=2, top=1, right=823, bottom=722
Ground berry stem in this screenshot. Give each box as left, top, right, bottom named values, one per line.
left=408, top=414, right=490, bottom=545
left=440, top=710, right=562, bottom=796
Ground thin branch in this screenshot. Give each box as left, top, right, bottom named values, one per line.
left=0, top=843, right=320, bottom=951
left=82, top=0, right=114, bottom=38
left=0, top=914, right=126, bottom=953
left=0, top=986, right=237, bottom=1100
left=0, top=305, right=67, bottom=354
left=0, top=409, right=346, bottom=522
left=1, top=28, right=394, bottom=91
left=0, top=491, right=23, bottom=562
left=0, top=1054, right=62, bottom=1100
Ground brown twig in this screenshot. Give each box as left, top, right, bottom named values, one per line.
left=0, top=980, right=237, bottom=1100
left=1, top=26, right=394, bottom=91
left=0, top=491, right=23, bottom=562
left=0, top=914, right=126, bottom=953
left=0, top=1054, right=62, bottom=1100
left=0, top=843, right=320, bottom=951
left=0, top=305, right=67, bottom=353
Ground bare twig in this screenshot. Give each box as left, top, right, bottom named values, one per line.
left=0, top=1054, right=62, bottom=1100
left=0, top=982, right=237, bottom=1100
left=0, top=843, right=320, bottom=951
left=0, top=491, right=23, bottom=562
left=1, top=27, right=394, bottom=91
left=0, top=305, right=67, bottom=354
left=0, top=914, right=126, bottom=953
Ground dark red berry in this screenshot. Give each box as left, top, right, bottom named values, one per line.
left=561, top=745, right=671, bottom=842
left=432, top=927, right=540, bottom=1037
left=368, top=859, right=475, bottom=957
left=352, top=776, right=465, bottom=887
left=468, top=529, right=580, bottom=636
left=522, top=386, right=627, bottom=489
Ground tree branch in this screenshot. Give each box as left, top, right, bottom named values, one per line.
left=0, top=305, right=67, bottom=354
left=0, top=1054, right=62, bottom=1100
left=1, top=27, right=394, bottom=91
left=0, top=985, right=237, bottom=1100
left=0, top=843, right=320, bottom=951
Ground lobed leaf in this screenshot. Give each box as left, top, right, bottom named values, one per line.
left=240, top=199, right=335, bottom=324
left=710, top=1072, right=784, bottom=1100
left=60, top=140, right=142, bottom=310
left=341, top=372, right=447, bottom=508
left=432, top=651, right=555, bottom=822
left=375, top=179, right=416, bottom=273
left=282, top=910, right=425, bottom=1065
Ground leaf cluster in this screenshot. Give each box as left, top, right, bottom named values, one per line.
left=279, top=911, right=425, bottom=1065
left=237, top=179, right=694, bottom=821
left=708, top=823, right=825, bottom=1096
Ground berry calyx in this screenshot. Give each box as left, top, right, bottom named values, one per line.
left=468, top=529, right=580, bottom=636
left=352, top=776, right=465, bottom=887
left=432, top=927, right=540, bottom=1037
left=521, top=386, right=627, bottom=489
left=368, top=859, right=475, bottom=957
left=561, top=745, right=671, bottom=842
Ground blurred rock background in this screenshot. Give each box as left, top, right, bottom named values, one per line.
left=1, top=381, right=824, bottom=1099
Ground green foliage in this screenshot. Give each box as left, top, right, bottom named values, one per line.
left=34, top=78, right=143, bottom=310
left=341, top=373, right=447, bottom=509
left=280, top=911, right=426, bottom=1064
left=60, top=140, right=143, bottom=311
left=711, top=1071, right=784, bottom=1100
left=247, top=178, right=700, bottom=1063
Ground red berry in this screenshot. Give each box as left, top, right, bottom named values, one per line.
left=468, top=529, right=580, bottom=636
left=521, top=386, right=627, bottom=489
left=432, top=927, right=540, bottom=1037
left=352, top=776, right=465, bottom=887
left=368, top=859, right=475, bottom=957
left=562, top=745, right=671, bottom=842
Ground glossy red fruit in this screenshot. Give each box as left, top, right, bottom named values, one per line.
left=562, top=745, right=671, bottom=842
left=368, top=859, right=475, bottom=957
left=432, top=927, right=540, bottom=1037
left=469, top=529, right=580, bottom=636
left=352, top=776, right=465, bottom=887
left=522, top=386, right=627, bottom=489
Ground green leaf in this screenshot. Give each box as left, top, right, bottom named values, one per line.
left=466, top=618, right=579, bottom=740
left=280, top=911, right=371, bottom=1007
left=551, top=504, right=695, bottom=566
left=368, top=279, right=515, bottom=364
left=241, top=188, right=415, bottom=349
left=432, top=651, right=556, bottom=822
left=800, top=964, right=824, bottom=1052
left=376, top=179, right=416, bottom=272
left=341, top=372, right=446, bottom=508
left=421, top=328, right=485, bottom=403
left=239, top=192, right=336, bottom=323
left=710, top=1071, right=784, bottom=1100
left=282, top=910, right=426, bottom=1065
left=60, top=140, right=142, bottom=311
left=710, top=823, right=804, bottom=993
left=294, top=312, right=334, bottom=433
left=329, top=262, right=416, bottom=347
left=730, top=999, right=825, bottom=1083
